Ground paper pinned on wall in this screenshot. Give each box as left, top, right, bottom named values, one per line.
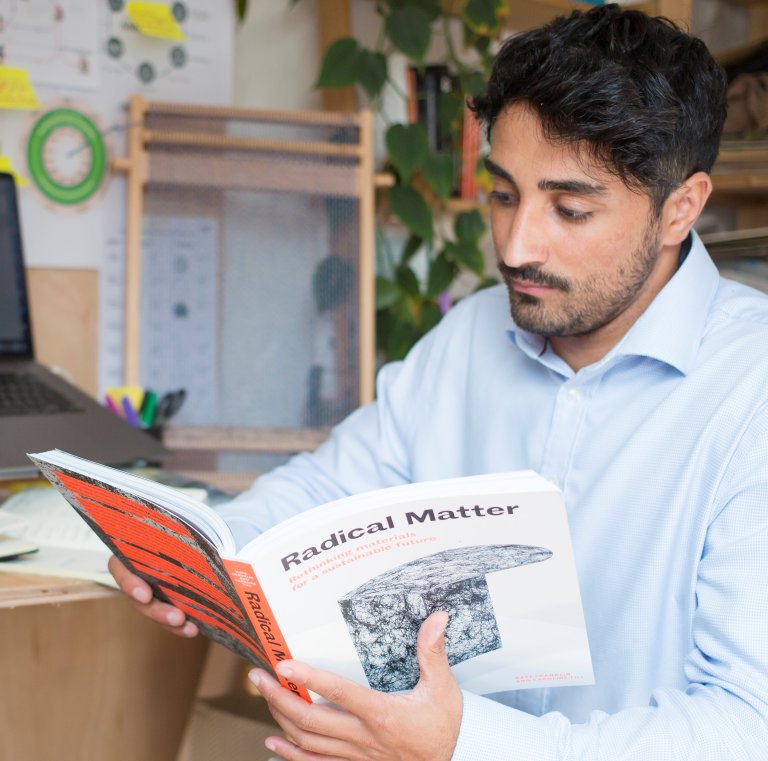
left=127, top=2, right=186, bottom=41
left=0, top=67, right=40, bottom=111
left=99, top=217, right=220, bottom=416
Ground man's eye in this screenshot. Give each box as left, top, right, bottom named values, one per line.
left=489, top=190, right=517, bottom=206
left=557, top=206, right=592, bottom=222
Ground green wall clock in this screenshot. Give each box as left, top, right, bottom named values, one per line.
left=26, top=106, right=109, bottom=207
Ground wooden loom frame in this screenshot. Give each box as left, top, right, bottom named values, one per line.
left=112, top=94, right=376, bottom=458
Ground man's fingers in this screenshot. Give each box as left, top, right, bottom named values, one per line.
left=272, top=660, right=382, bottom=717
left=107, top=555, right=198, bottom=636
left=251, top=669, right=364, bottom=758
left=265, top=706, right=358, bottom=761
left=109, top=555, right=148, bottom=600
left=263, top=731, right=346, bottom=761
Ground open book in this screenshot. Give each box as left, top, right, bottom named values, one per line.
left=29, top=449, right=594, bottom=703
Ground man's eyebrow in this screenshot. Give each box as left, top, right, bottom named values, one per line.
left=538, top=179, right=608, bottom=196
left=484, top=158, right=515, bottom=185
left=484, top=158, right=608, bottom=197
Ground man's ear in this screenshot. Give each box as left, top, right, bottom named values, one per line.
left=660, top=171, right=713, bottom=247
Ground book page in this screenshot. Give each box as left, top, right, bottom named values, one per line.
left=237, top=473, right=594, bottom=697
left=0, top=487, right=113, bottom=583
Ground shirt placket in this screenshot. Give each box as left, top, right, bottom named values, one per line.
left=539, top=380, right=588, bottom=490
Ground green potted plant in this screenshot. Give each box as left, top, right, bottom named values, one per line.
left=315, top=0, right=505, bottom=361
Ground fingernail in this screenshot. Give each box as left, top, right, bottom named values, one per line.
left=275, top=661, right=293, bottom=678
left=168, top=609, right=185, bottom=627
left=181, top=621, right=197, bottom=637
left=249, top=670, right=261, bottom=687
left=132, top=586, right=151, bottom=604
left=430, top=611, right=449, bottom=645
left=265, top=739, right=276, bottom=752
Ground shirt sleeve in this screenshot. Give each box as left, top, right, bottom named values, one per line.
left=452, top=402, right=768, bottom=761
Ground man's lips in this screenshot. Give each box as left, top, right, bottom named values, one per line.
left=510, top=278, right=556, bottom=296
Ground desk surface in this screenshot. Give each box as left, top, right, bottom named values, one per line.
left=0, top=569, right=116, bottom=608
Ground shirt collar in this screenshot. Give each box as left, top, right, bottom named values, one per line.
left=508, top=231, right=720, bottom=377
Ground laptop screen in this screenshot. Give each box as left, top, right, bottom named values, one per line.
left=0, top=173, right=33, bottom=359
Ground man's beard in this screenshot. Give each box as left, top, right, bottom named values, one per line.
left=497, top=220, right=663, bottom=338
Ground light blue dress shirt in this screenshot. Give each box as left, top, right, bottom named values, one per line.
left=220, top=231, right=768, bottom=759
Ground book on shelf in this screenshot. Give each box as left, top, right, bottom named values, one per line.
left=701, top=227, right=768, bottom=263
left=460, top=106, right=481, bottom=201
left=29, top=449, right=594, bottom=703
left=407, top=64, right=458, bottom=154
left=406, top=64, right=472, bottom=198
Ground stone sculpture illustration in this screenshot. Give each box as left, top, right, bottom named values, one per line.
left=338, top=543, right=553, bottom=691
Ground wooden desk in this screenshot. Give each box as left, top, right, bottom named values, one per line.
left=0, top=572, right=209, bottom=761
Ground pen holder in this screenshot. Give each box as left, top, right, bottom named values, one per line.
left=144, top=424, right=165, bottom=441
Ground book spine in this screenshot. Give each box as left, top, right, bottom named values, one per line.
left=460, top=106, right=480, bottom=200
left=223, top=558, right=312, bottom=703
left=406, top=67, right=418, bottom=124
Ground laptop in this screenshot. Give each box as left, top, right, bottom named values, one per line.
left=0, top=172, right=167, bottom=478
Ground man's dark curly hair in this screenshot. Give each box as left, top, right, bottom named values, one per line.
left=471, top=4, right=727, bottom=212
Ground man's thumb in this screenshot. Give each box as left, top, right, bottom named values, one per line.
left=415, top=610, right=451, bottom=686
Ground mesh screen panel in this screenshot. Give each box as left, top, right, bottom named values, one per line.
left=125, top=104, right=372, bottom=483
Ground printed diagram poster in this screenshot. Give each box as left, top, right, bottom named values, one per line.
left=0, top=0, right=101, bottom=90
left=0, top=0, right=234, bottom=268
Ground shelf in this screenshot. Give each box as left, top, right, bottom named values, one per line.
left=711, top=141, right=768, bottom=196
left=700, top=226, right=768, bottom=259
left=163, top=424, right=331, bottom=454
left=501, top=0, right=661, bottom=32
left=715, top=35, right=768, bottom=70
left=719, top=0, right=768, bottom=6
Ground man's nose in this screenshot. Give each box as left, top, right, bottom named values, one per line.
left=499, top=203, right=548, bottom=269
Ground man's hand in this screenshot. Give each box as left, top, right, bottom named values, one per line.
left=250, top=611, right=463, bottom=761
left=108, top=555, right=198, bottom=637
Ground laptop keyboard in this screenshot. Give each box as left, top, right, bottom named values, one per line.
left=0, top=372, right=82, bottom=416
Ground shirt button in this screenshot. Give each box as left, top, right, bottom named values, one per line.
left=566, top=388, right=582, bottom=402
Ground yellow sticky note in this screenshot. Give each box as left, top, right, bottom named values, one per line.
left=0, top=156, right=29, bottom=186
left=0, top=66, right=40, bottom=111
left=127, top=2, right=186, bottom=41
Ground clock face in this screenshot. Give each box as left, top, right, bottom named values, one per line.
left=25, top=106, right=109, bottom=207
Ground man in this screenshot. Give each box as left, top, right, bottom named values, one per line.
left=111, top=5, right=768, bottom=759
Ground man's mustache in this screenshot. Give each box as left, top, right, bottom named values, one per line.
left=497, top=262, right=570, bottom=292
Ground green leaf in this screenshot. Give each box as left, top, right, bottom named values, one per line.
left=385, top=318, right=420, bottom=361
left=236, top=0, right=249, bottom=22
left=389, top=185, right=434, bottom=241
left=426, top=250, right=457, bottom=297
left=438, top=89, right=464, bottom=139
left=395, top=264, right=421, bottom=297
left=421, top=301, right=443, bottom=333
left=460, top=69, right=488, bottom=98
left=462, top=0, right=504, bottom=35
left=463, top=24, right=492, bottom=55
left=385, top=123, right=428, bottom=183
left=384, top=0, right=442, bottom=21
left=455, top=209, right=486, bottom=244
left=316, top=38, right=360, bottom=89
left=401, top=234, right=424, bottom=264
left=423, top=153, right=456, bottom=200
left=375, top=275, right=403, bottom=310
left=357, top=50, right=388, bottom=99
left=385, top=7, right=431, bottom=62
left=475, top=274, right=500, bottom=292
left=446, top=241, right=485, bottom=276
